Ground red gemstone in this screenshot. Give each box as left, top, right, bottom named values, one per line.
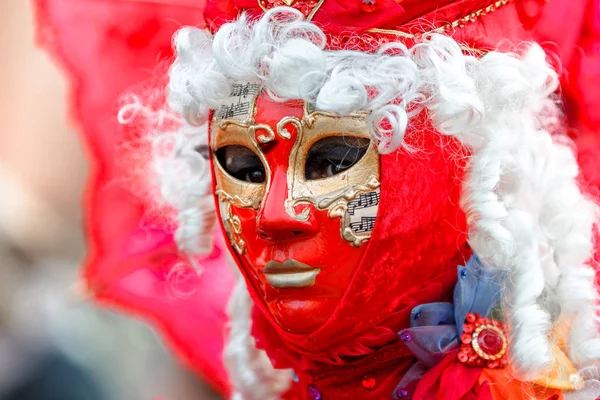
left=477, top=328, right=504, bottom=356
left=460, top=333, right=472, bottom=344
left=362, top=374, right=376, bottom=390
left=299, top=3, right=312, bottom=15
left=361, top=0, right=377, bottom=13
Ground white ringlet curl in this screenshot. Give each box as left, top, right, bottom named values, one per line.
left=212, top=13, right=258, bottom=80
left=368, top=56, right=419, bottom=108
left=168, top=28, right=230, bottom=124
left=151, top=123, right=217, bottom=256
left=116, top=95, right=216, bottom=257
left=296, top=70, right=330, bottom=103
left=415, top=37, right=484, bottom=137
left=367, top=104, right=408, bottom=154
left=316, top=75, right=368, bottom=114
left=264, top=39, right=328, bottom=101
left=117, top=93, right=180, bottom=128
left=450, top=44, right=566, bottom=377
left=117, top=92, right=218, bottom=302
left=162, top=7, right=600, bottom=396
left=532, top=125, right=600, bottom=369
left=225, top=278, right=293, bottom=400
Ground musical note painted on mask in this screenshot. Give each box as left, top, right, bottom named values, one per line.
left=347, top=191, right=380, bottom=216
left=215, top=82, right=261, bottom=120
left=350, top=217, right=376, bottom=233
left=347, top=189, right=379, bottom=234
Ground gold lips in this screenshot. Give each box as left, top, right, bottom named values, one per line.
left=263, top=260, right=321, bottom=288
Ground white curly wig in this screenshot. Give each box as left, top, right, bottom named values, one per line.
left=126, top=7, right=600, bottom=399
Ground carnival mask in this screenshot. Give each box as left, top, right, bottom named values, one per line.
left=210, top=85, right=380, bottom=333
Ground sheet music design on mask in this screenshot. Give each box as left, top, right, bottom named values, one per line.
left=347, top=190, right=380, bottom=234
left=216, top=82, right=261, bottom=120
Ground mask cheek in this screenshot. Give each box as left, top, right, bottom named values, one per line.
left=227, top=206, right=269, bottom=282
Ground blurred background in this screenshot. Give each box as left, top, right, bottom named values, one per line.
left=0, top=2, right=219, bottom=399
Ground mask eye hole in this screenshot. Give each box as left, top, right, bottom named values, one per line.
left=215, top=145, right=266, bottom=184
left=305, top=136, right=370, bottom=180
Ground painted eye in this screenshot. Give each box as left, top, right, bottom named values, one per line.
left=305, top=136, right=370, bottom=180
left=215, top=145, right=266, bottom=183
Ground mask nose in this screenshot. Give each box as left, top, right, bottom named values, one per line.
left=256, top=169, right=318, bottom=241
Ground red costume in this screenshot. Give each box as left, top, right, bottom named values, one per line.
left=34, top=0, right=600, bottom=399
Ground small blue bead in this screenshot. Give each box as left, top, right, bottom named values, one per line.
left=460, top=269, right=468, bottom=279
left=413, top=311, right=421, bottom=321
left=292, top=371, right=299, bottom=382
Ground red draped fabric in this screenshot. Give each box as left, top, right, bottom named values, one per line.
left=33, top=0, right=235, bottom=395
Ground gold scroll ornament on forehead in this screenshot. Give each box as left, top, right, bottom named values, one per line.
left=257, top=0, right=325, bottom=20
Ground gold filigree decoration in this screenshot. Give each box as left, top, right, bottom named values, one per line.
left=368, top=0, right=517, bottom=54
left=220, top=119, right=278, bottom=145
left=253, top=125, right=278, bottom=144
left=326, top=183, right=380, bottom=247
left=220, top=117, right=296, bottom=145
left=285, top=198, right=312, bottom=221
left=282, top=106, right=381, bottom=246
left=370, top=0, right=515, bottom=38
left=305, top=0, right=326, bottom=21
left=329, top=202, right=369, bottom=247
left=257, top=0, right=326, bottom=22
left=276, top=116, right=302, bottom=140
left=282, top=115, right=310, bottom=220
left=216, top=190, right=249, bottom=254
left=212, top=118, right=269, bottom=210
left=290, top=176, right=380, bottom=247
left=317, top=176, right=380, bottom=209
